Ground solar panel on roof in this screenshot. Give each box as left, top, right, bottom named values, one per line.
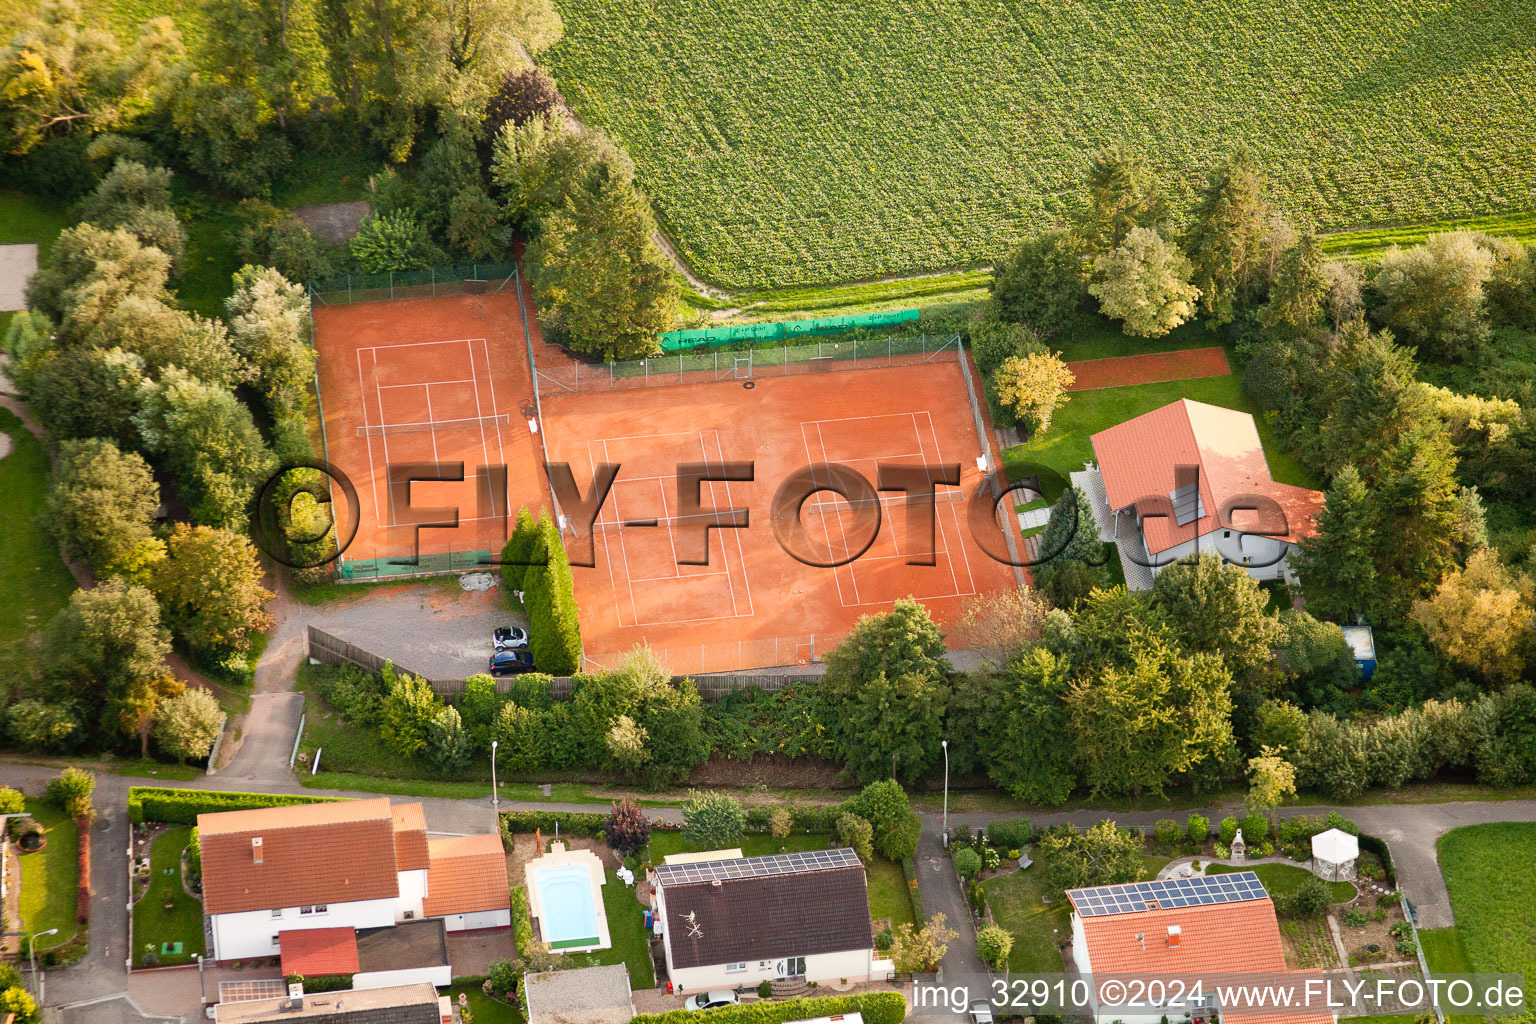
left=1067, top=872, right=1268, bottom=917
left=654, top=846, right=861, bottom=887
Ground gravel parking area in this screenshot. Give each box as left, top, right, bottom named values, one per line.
left=307, top=579, right=530, bottom=679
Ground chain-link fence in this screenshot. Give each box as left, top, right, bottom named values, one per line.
left=308, top=262, right=519, bottom=306
left=534, top=333, right=961, bottom=394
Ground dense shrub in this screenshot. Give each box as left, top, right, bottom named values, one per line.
left=129, top=787, right=340, bottom=825
left=630, top=993, right=905, bottom=1024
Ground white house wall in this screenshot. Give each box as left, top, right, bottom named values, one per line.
left=668, top=949, right=874, bottom=996
left=211, top=898, right=397, bottom=961
left=396, top=868, right=428, bottom=922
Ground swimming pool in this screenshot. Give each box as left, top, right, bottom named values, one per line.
left=533, top=864, right=603, bottom=950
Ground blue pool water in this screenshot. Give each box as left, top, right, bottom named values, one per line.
left=535, top=865, right=600, bottom=947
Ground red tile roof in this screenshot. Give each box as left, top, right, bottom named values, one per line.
left=278, top=927, right=360, bottom=977
left=1075, top=897, right=1333, bottom=1024
left=422, top=835, right=510, bottom=918
left=199, top=799, right=401, bottom=915
left=1090, top=399, right=1325, bottom=555
left=392, top=804, right=430, bottom=872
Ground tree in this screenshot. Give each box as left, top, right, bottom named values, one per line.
left=1292, top=466, right=1378, bottom=620
left=378, top=665, right=442, bottom=760
left=0, top=0, right=182, bottom=155
left=1065, top=634, right=1236, bottom=797
left=46, top=765, right=96, bottom=820
left=1033, top=485, right=1110, bottom=605
left=605, top=799, right=650, bottom=855
left=681, top=790, right=745, bottom=848
left=225, top=265, right=314, bottom=418
left=482, top=65, right=562, bottom=146
left=835, top=671, right=947, bottom=786
left=1076, top=145, right=1167, bottom=256
left=1246, top=746, right=1297, bottom=820
left=951, top=588, right=1049, bottom=669
left=1088, top=226, right=1200, bottom=337
left=985, top=647, right=1077, bottom=805
left=46, top=437, right=159, bottom=575
left=1184, top=148, right=1272, bottom=325
left=975, top=924, right=1014, bottom=970
left=77, top=159, right=186, bottom=271
left=1373, top=232, right=1495, bottom=361
left=991, top=351, right=1075, bottom=432
left=1151, top=554, right=1281, bottom=678
left=990, top=228, right=1087, bottom=336
left=1411, top=548, right=1533, bottom=683
left=153, top=688, right=224, bottom=763
left=149, top=524, right=275, bottom=656
left=133, top=366, right=277, bottom=528
left=41, top=579, right=171, bottom=738
left=1259, top=233, right=1329, bottom=335
left=890, top=913, right=957, bottom=974
left=848, top=780, right=922, bottom=861
left=527, top=169, right=678, bottom=360
left=823, top=598, right=948, bottom=695
left=835, top=812, right=873, bottom=863
left=350, top=210, right=439, bottom=272
left=1037, top=820, right=1145, bottom=899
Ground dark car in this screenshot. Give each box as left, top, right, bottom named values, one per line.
left=493, top=626, right=529, bottom=650
left=488, top=649, right=536, bottom=676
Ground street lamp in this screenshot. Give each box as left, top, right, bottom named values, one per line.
left=490, top=739, right=499, bottom=809
left=193, top=952, right=207, bottom=1006
left=28, top=927, right=57, bottom=1005
left=940, top=739, right=950, bottom=848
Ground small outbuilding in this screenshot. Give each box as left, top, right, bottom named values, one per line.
left=1310, top=828, right=1359, bottom=883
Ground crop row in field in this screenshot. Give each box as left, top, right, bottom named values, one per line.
left=545, top=0, right=1536, bottom=290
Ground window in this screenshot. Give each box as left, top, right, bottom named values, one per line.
left=725, top=962, right=746, bottom=974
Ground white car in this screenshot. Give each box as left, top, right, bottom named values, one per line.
left=684, top=991, right=740, bottom=1011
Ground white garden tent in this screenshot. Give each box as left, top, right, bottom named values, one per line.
left=1310, top=827, right=1359, bottom=882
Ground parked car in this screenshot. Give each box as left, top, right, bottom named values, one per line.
left=493, top=626, right=529, bottom=650
left=488, top=649, right=536, bottom=676
left=969, top=998, right=995, bottom=1024
left=684, top=992, right=740, bottom=1012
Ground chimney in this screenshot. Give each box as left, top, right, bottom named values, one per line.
left=1167, top=924, right=1182, bottom=949
left=252, top=837, right=264, bottom=864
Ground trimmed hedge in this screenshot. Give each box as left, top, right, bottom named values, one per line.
left=128, top=787, right=343, bottom=825
left=632, top=993, right=905, bottom=1024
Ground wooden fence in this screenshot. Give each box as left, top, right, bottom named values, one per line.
left=306, top=626, right=822, bottom=700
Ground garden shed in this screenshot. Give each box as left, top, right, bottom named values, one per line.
left=1310, top=828, right=1359, bottom=882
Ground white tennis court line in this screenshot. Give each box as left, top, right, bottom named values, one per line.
left=592, top=431, right=751, bottom=629
left=356, top=337, right=509, bottom=530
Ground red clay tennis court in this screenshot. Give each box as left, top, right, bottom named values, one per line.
left=540, top=361, right=1021, bottom=674
left=311, top=290, right=551, bottom=576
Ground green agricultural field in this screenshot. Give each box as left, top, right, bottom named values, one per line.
left=545, top=0, right=1536, bottom=290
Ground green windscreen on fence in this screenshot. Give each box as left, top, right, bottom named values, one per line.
left=659, top=308, right=919, bottom=351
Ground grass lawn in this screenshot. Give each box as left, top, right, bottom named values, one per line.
left=446, top=983, right=523, bottom=1024
left=0, top=409, right=79, bottom=690
left=133, top=826, right=204, bottom=966
left=1207, top=862, right=1355, bottom=903
left=999, top=367, right=1320, bottom=493
left=18, top=800, right=79, bottom=947
left=982, top=863, right=1069, bottom=974
left=565, top=869, right=656, bottom=990
left=1437, top=824, right=1536, bottom=988
left=0, top=191, right=71, bottom=259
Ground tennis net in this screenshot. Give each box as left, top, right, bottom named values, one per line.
left=356, top=414, right=512, bottom=438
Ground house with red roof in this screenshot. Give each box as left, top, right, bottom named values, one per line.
left=1066, top=872, right=1336, bottom=1024
left=1071, top=399, right=1325, bottom=590
left=199, top=798, right=510, bottom=965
